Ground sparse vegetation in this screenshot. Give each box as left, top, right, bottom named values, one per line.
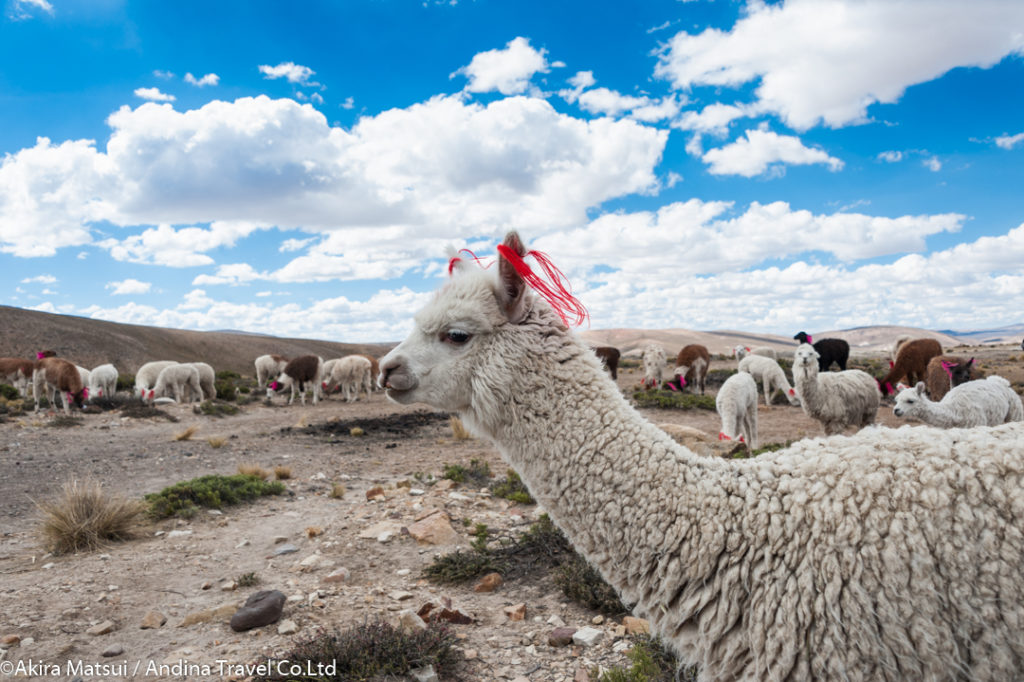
left=145, top=473, right=285, bottom=518
left=449, top=415, right=472, bottom=440
left=238, top=463, right=270, bottom=479
left=115, top=373, right=135, bottom=393
left=173, top=425, right=198, bottom=441
left=597, top=635, right=691, bottom=682
left=119, top=402, right=178, bottom=422
left=194, top=400, right=240, bottom=417
left=329, top=483, right=346, bottom=499
left=0, top=383, right=20, bottom=401
left=48, top=415, right=84, bottom=428
left=274, top=465, right=292, bottom=480
left=254, top=620, right=461, bottom=682
left=489, top=469, right=535, bottom=504
left=442, top=458, right=492, bottom=486
left=631, top=390, right=716, bottom=410
left=236, top=571, right=260, bottom=587
left=207, top=437, right=227, bottom=448
left=35, top=480, right=145, bottom=555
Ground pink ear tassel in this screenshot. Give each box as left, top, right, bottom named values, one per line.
left=788, top=388, right=795, bottom=396
left=37, top=352, right=45, bottom=359
left=718, top=432, right=731, bottom=441
left=496, top=244, right=589, bottom=328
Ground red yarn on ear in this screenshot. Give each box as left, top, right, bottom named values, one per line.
left=496, top=244, right=588, bottom=327
left=448, top=249, right=489, bottom=275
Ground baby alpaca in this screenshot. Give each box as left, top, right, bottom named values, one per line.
left=792, top=343, right=879, bottom=435
left=894, top=376, right=1023, bottom=428
left=715, top=372, right=758, bottom=448
left=153, top=364, right=203, bottom=403
left=667, top=344, right=710, bottom=394
left=738, top=354, right=800, bottom=406
left=641, top=343, right=667, bottom=388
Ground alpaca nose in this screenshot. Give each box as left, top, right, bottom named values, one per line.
left=380, top=355, right=418, bottom=391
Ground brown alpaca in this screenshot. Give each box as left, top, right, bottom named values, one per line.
left=923, top=355, right=980, bottom=401
left=34, top=357, right=86, bottom=415
left=592, top=346, right=620, bottom=380
left=879, top=338, right=942, bottom=395
left=666, top=344, right=711, bottom=394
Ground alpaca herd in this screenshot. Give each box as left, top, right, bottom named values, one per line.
left=380, top=231, right=1024, bottom=681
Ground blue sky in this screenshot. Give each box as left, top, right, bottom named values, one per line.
left=2, top=0, right=1023, bottom=342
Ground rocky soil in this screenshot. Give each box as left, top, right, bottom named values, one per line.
left=1, top=344, right=1021, bottom=682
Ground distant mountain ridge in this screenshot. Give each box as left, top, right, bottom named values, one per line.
left=0, top=305, right=391, bottom=376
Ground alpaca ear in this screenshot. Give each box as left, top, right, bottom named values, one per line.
left=915, top=381, right=927, bottom=395
left=497, top=231, right=528, bottom=323
left=967, top=357, right=974, bottom=367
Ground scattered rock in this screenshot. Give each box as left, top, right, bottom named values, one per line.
left=592, top=615, right=604, bottom=625
left=220, top=580, right=237, bottom=591
left=622, top=616, right=650, bottom=635
left=357, top=521, right=403, bottom=540
left=398, top=610, right=427, bottom=633
left=101, top=644, right=125, bottom=657
left=503, top=603, right=526, bottom=621
left=546, top=614, right=566, bottom=628
left=406, top=511, right=460, bottom=545
left=230, top=590, right=286, bottom=632
left=0, top=635, right=20, bottom=649
left=572, top=626, right=604, bottom=647
left=166, top=530, right=192, bottom=539
left=139, top=611, right=166, bottom=629
left=322, top=567, right=351, bottom=584
left=277, top=619, right=299, bottom=635
left=548, top=627, right=577, bottom=647
left=273, top=544, right=299, bottom=556
left=178, top=602, right=238, bottom=628
left=365, top=485, right=385, bottom=501
left=389, top=591, right=414, bottom=602
left=86, top=621, right=115, bottom=636
left=409, top=665, right=438, bottom=682
left=472, top=572, right=503, bottom=593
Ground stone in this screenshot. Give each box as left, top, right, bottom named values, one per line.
left=229, top=590, right=286, bottom=632
left=167, top=530, right=192, bottom=539
left=434, top=479, right=457, bottom=491
left=503, top=603, right=526, bottom=621
left=592, top=615, right=604, bottom=625
left=0, top=635, right=20, bottom=648
left=178, top=602, right=238, bottom=627
left=389, top=590, right=414, bottom=601
left=277, top=619, right=299, bottom=635
left=463, top=649, right=478, bottom=660
left=220, top=581, right=237, bottom=591
left=548, top=627, right=577, bottom=647
left=86, top=621, right=115, bottom=636
left=101, top=644, right=125, bottom=657
left=323, top=567, right=351, bottom=584
left=622, top=616, right=650, bottom=635
left=407, top=511, right=460, bottom=545
left=409, top=665, right=438, bottom=682
left=398, top=610, right=427, bottom=633
left=546, top=614, right=566, bottom=628
left=139, top=611, right=166, bottom=629
left=572, top=626, right=604, bottom=647
left=472, top=572, right=503, bottom=593
left=365, top=485, right=385, bottom=501
left=273, top=544, right=299, bottom=556
left=357, top=521, right=403, bottom=540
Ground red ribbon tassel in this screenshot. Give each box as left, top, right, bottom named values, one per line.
left=496, top=245, right=588, bottom=328
left=448, top=248, right=489, bottom=275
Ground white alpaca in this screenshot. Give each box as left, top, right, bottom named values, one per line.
left=732, top=344, right=777, bottom=361
left=737, top=354, right=800, bottom=406
left=88, top=363, right=118, bottom=399
left=325, top=355, right=372, bottom=402
left=379, top=232, right=1024, bottom=681
left=152, top=364, right=202, bottom=404
left=640, top=343, right=666, bottom=388
left=791, top=343, right=878, bottom=435
left=894, top=376, right=1024, bottom=428
left=183, top=362, right=216, bottom=402
left=254, top=354, right=288, bottom=390
left=135, top=361, right=179, bottom=402
left=715, top=372, right=757, bottom=448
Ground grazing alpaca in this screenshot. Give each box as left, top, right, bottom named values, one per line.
left=33, top=357, right=87, bottom=415
left=792, top=331, right=849, bottom=371
left=379, top=232, right=1024, bottom=681
left=269, top=355, right=323, bottom=405
left=737, top=353, right=800, bottom=406
left=792, top=343, right=879, bottom=435
left=665, top=344, right=709, bottom=394
left=640, top=343, right=666, bottom=388
left=715, top=372, right=757, bottom=448
left=878, top=338, right=943, bottom=395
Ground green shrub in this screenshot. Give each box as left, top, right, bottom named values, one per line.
left=115, top=373, right=135, bottom=393
left=216, top=370, right=242, bottom=381
left=554, top=552, right=627, bottom=615
left=631, top=390, right=716, bottom=410
left=0, top=384, right=20, bottom=401
left=145, top=474, right=284, bottom=518
left=194, top=400, right=240, bottom=417
left=214, top=380, right=237, bottom=401
left=489, top=469, right=535, bottom=504
left=254, top=620, right=461, bottom=682
left=598, top=635, right=691, bottom=682
left=442, top=458, right=491, bottom=486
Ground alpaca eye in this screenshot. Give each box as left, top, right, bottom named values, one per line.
left=445, top=329, right=472, bottom=345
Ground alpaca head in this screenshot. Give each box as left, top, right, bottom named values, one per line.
left=380, top=231, right=587, bottom=425
left=893, top=381, right=930, bottom=418
left=793, top=331, right=811, bottom=344
left=947, top=358, right=975, bottom=387
left=792, top=343, right=819, bottom=375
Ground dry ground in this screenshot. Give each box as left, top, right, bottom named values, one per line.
left=0, top=343, right=1021, bottom=682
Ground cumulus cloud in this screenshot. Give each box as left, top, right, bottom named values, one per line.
left=184, top=72, right=219, bottom=87
left=279, top=237, right=315, bottom=252
left=559, top=72, right=681, bottom=122
left=673, top=103, right=748, bottom=136
left=878, top=150, right=903, bottom=163
left=995, top=132, right=1024, bottom=149
left=259, top=62, right=316, bottom=84
left=922, top=156, right=942, bottom=172
left=100, top=221, right=267, bottom=267
left=21, top=274, right=56, bottom=283
left=701, top=127, right=844, bottom=177
left=452, top=37, right=549, bottom=95
left=106, top=278, right=152, bottom=295
left=9, top=0, right=53, bottom=19
left=191, top=263, right=263, bottom=286
left=134, top=87, right=175, bottom=102
left=654, top=0, right=1024, bottom=130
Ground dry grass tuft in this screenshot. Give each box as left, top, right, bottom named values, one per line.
left=306, top=526, right=323, bottom=538
left=449, top=416, right=471, bottom=440
left=294, top=415, right=309, bottom=428
left=36, top=480, right=145, bottom=555
left=273, top=465, right=292, bottom=480
left=237, top=463, right=270, bottom=480
left=173, top=425, right=199, bottom=441
left=329, top=483, right=346, bottom=499
left=207, top=437, right=227, bottom=448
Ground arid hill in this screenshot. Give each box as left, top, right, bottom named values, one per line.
left=0, top=305, right=392, bottom=376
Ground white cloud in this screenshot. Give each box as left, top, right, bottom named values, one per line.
left=191, top=263, right=263, bottom=286
left=184, top=72, right=220, bottom=87
left=922, top=156, right=942, bottom=172
left=280, top=237, right=315, bottom=252
left=701, top=128, right=844, bottom=177
left=341, top=97, right=355, bottom=110
left=878, top=150, right=903, bottom=163
left=560, top=72, right=681, bottom=122
left=100, top=221, right=267, bottom=267
left=995, top=132, right=1024, bottom=149
left=9, top=0, right=53, bottom=19
left=153, top=70, right=175, bottom=80
left=106, top=278, right=152, bottom=295
left=134, top=87, right=175, bottom=102
left=21, top=274, right=57, bottom=284
left=655, top=0, right=1024, bottom=130
left=673, top=103, right=747, bottom=136
left=452, top=37, right=549, bottom=95
left=259, top=62, right=315, bottom=84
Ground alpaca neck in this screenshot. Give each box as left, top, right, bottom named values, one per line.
left=917, top=398, right=960, bottom=427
